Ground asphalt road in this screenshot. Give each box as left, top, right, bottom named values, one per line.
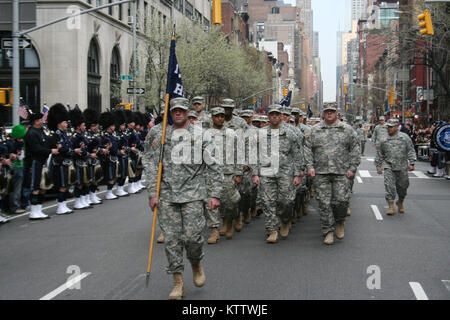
left=0, top=143, right=449, bottom=300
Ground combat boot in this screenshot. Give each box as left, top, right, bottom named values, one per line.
left=396, top=200, right=405, bottom=214
left=336, top=221, right=345, bottom=240
left=323, top=232, right=334, bottom=245
left=225, top=220, right=234, bottom=239
left=219, top=219, right=227, bottom=236
left=266, top=230, right=278, bottom=243
left=251, top=207, right=257, bottom=218
left=302, top=202, right=309, bottom=216
left=169, top=273, right=184, bottom=300
left=234, top=215, right=243, bottom=232
left=297, top=205, right=303, bottom=218
left=191, top=261, right=205, bottom=287
left=347, top=207, right=351, bottom=216
left=207, top=228, right=219, bottom=244
left=386, top=200, right=395, bottom=215
left=157, top=233, right=165, bottom=243
left=280, top=223, right=290, bottom=239
left=243, top=211, right=251, bottom=224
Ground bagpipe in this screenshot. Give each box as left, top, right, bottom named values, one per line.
left=431, top=122, right=450, bottom=152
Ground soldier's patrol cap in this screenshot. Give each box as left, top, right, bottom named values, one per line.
left=261, top=115, right=269, bottom=122
left=379, top=116, right=385, bottom=120
left=281, top=107, right=292, bottom=115
left=188, top=110, right=198, bottom=118
left=290, top=116, right=296, bottom=123
left=386, top=118, right=399, bottom=127
left=291, top=108, right=300, bottom=115
left=241, top=110, right=254, bottom=117
left=298, top=110, right=306, bottom=117
left=252, top=115, right=262, bottom=122
left=220, top=98, right=235, bottom=108
left=267, top=104, right=282, bottom=114
left=211, top=107, right=226, bottom=116
left=192, top=96, right=205, bottom=104
left=323, top=104, right=338, bottom=112
left=170, top=97, right=190, bottom=111
left=309, top=117, right=321, bottom=122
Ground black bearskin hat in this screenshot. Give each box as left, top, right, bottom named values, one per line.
left=123, top=110, right=134, bottom=124
left=83, top=108, right=99, bottom=127
left=68, top=108, right=85, bottom=129
left=113, top=110, right=126, bottom=127
left=99, top=112, right=116, bottom=130
left=47, top=103, right=68, bottom=131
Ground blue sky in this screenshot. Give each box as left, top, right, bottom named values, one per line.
left=284, top=0, right=350, bottom=102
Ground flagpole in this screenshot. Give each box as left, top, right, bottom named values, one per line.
left=146, top=34, right=175, bottom=287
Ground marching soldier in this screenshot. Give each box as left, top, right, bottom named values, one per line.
left=304, top=104, right=360, bottom=245
left=252, top=105, right=303, bottom=243
left=192, top=96, right=211, bottom=128
left=83, top=108, right=104, bottom=204
left=23, top=111, right=58, bottom=220
left=47, top=103, right=75, bottom=214
left=357, top=123, right=367, bottom=156
left=373, top=116, right=388, bottom=148
left=99, top=112, right=120, bottom=200
left=144, top=97, right=222, bottom=300
left=188, top=109, right=199, bottom=125
left=206, top=107, right=242, bottom=240
left=375, top=118, right=416, bottom=215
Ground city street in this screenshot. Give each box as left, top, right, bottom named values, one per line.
left=0, top=143, right=449, bottom=300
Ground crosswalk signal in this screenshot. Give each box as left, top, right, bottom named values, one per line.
left=212, top=0, right=222, bottom=25
left=418, top=10, right=434, bottom=36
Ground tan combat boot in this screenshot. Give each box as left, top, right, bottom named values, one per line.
left=323, top=232, right=334, bottom=245
left=157, top=233, right=165, bottom=243
left=386, top=200, right=395, bottom=215
left=302, top=202, right=309, bottom=216
left=191, top=261, right=205, bottom=287
left=280, top=223, right=290, bottom=239
left=169, top=273, right=184, bottom=300
left=347, top=207, right=351, bottom=216
left=225, top=220, right=234, bottom=239
left=396, top=200, right=405, bottom=214
left=297, top=205, right=303, bottom=219
left=336, top=221, right=345, bottom=240
left=251, top=207, right=257, bottom=218
left=243, top=211, right=251, bottom=224
left=219, top=219, right=227, bottom=236
left=234, top=215, right=243, bottom=232
left=207, top=227, right=219, bottom=244
left=266, top=230, right=278, bottom=243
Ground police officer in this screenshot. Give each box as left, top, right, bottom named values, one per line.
left=24, top=110, right=60, bottom=220
left=252, top=105, right=303, bottom=243
left=375, top=118, right=416, bottom=215
left=144, top=97, right=222, bottom=300
left=304, top=104, right=360, bottom=245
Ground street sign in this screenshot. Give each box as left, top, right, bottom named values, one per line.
left=120, top=75, right=133, bottom=80
left=1, top=38, right=31, bottom=49
left=127, top=88, right=145, bottom=94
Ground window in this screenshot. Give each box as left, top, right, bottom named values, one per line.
left=108, top=0, right=112, bottom=15
left=87, top=39, right=101, bottom=113
left=24, top=47, right=39, bottom=68
left=174, top=0, right=183, bottom=12
left=96, top=0, right=101, bottom=7
left=119, top=3, right=123, bottom=20
left=185, top=1, right=193, bottom=19
left=144, top=1, right=148, bottom=29
left=110, top=46, right=121, bottom=110
left=272, top=7, right=280, bottom=14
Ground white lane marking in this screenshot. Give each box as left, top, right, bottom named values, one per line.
left=413, top=171, right=431, bottom=179
left=39, top=272, right=91, bottom=300
left=359, top=170, right=372, bottom=178
left=409, top=282, right=429, bottom=300
left=366, top=158, right=375, bottom=162
left=356, top=176, right=363, bottom=184
left=370, top=205, right=383, bottom=221
left=442, top=280, right=450, bottom=293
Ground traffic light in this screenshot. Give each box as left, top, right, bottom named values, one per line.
left=0, top=88, right=12, bottom=107
left=252, top=97, right=257, bottom=104
left=346, top=105, right=349, bottom=111
left=283, top=88, right=288, bottom=97
left=212, top=0, right=222, bottom=25
left=418, top=10, right=434, bottom=36
left=389, top=88, right=395, bottom=105
left=344, top=86, right=348, bottom=95
left=302, top=103, right=306, bottom=110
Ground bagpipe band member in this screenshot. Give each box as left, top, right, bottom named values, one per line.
left=113, top=110, right=130, bottom=197
left=83, top=108, right=103, bottom=204
left=124, top=110, right=141, bottom=194
left=69, top=108, right=94, bottom=210
left=99, top=112, right=119, bottom=200
left=133, top=112, right=149, bottom=192
left=47, top=103, right=75, bottom=215
left=23, top=111, right=59, bottom=220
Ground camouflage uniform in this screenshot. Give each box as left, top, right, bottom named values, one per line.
left=373, top=123, right=388, bottom=147
left=304, top=119, right=360, bottom=236
left=144, top=119, right=223, bottom=274
left=256, top=120, right=303, bottom=232
left=357, top=127, right=367, bottom=155
left=375, top=128, right=416, bottom=202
